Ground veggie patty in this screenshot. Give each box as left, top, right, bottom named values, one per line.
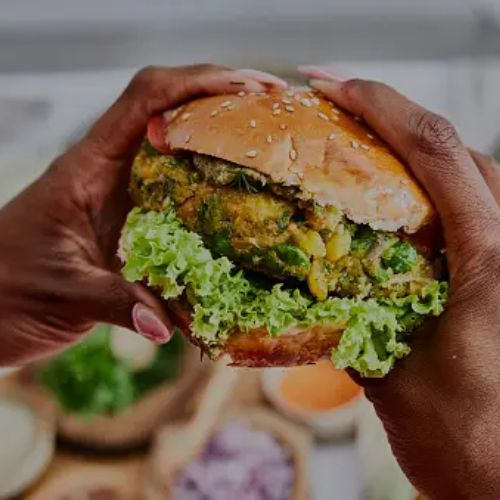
left=130, top=144, right=439, bottom=302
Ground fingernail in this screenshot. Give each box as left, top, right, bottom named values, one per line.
left=309, top=79, right=343, bottom=92
left=298, top=65, right=350, bottom=82
left=147, top=116, right=170, bottom=153
left=233, top=69, right=288, bottom=89
left=132, top=303, right=171, bottom=344
left=162, top=109, right=176, bottom=123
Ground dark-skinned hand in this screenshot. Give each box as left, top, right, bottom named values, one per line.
left=0, top=65, right=287, bottom=366
left=300, top=65, right=500, bottom=499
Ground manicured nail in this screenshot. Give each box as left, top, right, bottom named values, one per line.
left=162, top=109, right=176, bottom=123
left=146, top=116, right=170, bottom=153
left=132, top=303, right=171, bottom=344
left=298, top=65, right=350, bottom=82
left=309, top=79, right=343, bottom=93
left=233, top=69, right=288, bottom=88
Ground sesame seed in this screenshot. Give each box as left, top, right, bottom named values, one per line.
left=279, top=123, right=287, bottom=130
left=285, top=105, right=295, bottom=112
left=246, top=149, right=258, bottom=158
left=237, top=91, right=246, bottom=97
left=361, top=144, right=370, bottom=151
left=367, top=133, right=374, bottom=139
left=285, top=89, right=294, bottom=97
left=312, top=97, right=320, bottom=105
left=181, top=112, right=191, bottom=121
left=272, top=109, right=281, bottom=116
left=185, top=134, right=191, bottom=143
left=351, top=140, right=360, bottom=149
left=226, top=104, right=235, bottom=111
left=266, top=135, right=273, bottom=144
left=332, top=108, right=340, bottom=115
left=171, top=109, right=179, bottom=118
left=332, top=116, right=340, bottom=122
left=290, top=149, right=297, bottom=161
left=282, top=97, right=292, bottom=104
left=328, top=133, right=337, bottom=140
left=300, top=98, right=312, bottom=107
left=210, top=109, right=219, bottom=117
left=318, top=112, right=329, bottom=121
left=221, top=100, right=232, bottom=108
left=298, top=172, right=304, bottom=179
left=306, top=91, right=315, bottom=98
left=400, top=179, right=409, bottom=186
left=250, top=120, right=257, bottom=128
left=294, top=94, right=301, bottom=101
left=272, top=102, right=280, bottom=110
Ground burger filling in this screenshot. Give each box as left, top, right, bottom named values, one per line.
left=131, top=145, right=435, bottom=302
left=120, top=143, right=448, bottom=377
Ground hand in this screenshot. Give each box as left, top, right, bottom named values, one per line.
left=300, top=67, right=500, bottom=499
left=0, top=65, right=287, bottom=366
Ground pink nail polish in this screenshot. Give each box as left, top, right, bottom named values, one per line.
left=309, top=79, right=343, bottom=92
left=298, top=65, right=350, bottom=82
left=132, top=303, right=171, bottom=344
left=233, top=69, right=288, bottom=88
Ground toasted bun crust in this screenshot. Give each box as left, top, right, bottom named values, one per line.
left=151, top=88, right=435, bottom=233
left=168, top=299, right=342, bottom=367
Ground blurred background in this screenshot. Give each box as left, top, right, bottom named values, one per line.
left=1, top=1, right=500, bottom=499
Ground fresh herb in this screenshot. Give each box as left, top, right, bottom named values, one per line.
left=351, top=226, right=375, bottom=255
left=372, top=269, right=390, bottom=283
left=383, top=241, right=418, bottom=274
left=274, top=244, right=311, bottom=268
left=209, top=232, right=234, bottom=258
left=39, top=325, right=184, bottom=417
left=277, top=211, right=291, bottom=232
left=229, top=172, right=260, bottom=193
left=197, top=201, right=209, bottom=222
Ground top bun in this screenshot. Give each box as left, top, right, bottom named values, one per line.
left=154, top=88, right=434, bottom=233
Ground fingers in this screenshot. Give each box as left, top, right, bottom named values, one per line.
left=469, top=148, right=500, bottom=204
left=82, top=64, right=287, bottom=163
left=298, top=71, right=499, bottom=250
left=79, top=270, right=173, bottom=344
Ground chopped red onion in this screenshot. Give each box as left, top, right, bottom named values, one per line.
left=173, top=422, right=294, bottom=500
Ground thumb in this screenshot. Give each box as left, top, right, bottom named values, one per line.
left=79, top=270, right=173, bottom=344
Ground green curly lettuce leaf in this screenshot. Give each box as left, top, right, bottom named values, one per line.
left=120, top=209, right=448, bottom=377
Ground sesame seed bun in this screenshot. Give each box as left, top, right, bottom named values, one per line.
left=150, top=88, right=435, bottom=233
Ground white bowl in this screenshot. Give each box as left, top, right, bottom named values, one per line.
left=261, top=366, right=364, bottom=440
left=0, top=396, right=54, bottom=498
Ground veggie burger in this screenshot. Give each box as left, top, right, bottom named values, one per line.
left=119, top=88, right=448, bottom=377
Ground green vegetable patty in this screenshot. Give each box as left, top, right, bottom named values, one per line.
left=130, top=145, right=439, bottom=302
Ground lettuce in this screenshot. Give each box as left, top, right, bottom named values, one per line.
left=120, top=209, right=448, bottom=377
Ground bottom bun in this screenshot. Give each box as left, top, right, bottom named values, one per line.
left=168, top=300, right=342, bottom=367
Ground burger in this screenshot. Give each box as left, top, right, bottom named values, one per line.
left=118, top=88, right=448, bottom=377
